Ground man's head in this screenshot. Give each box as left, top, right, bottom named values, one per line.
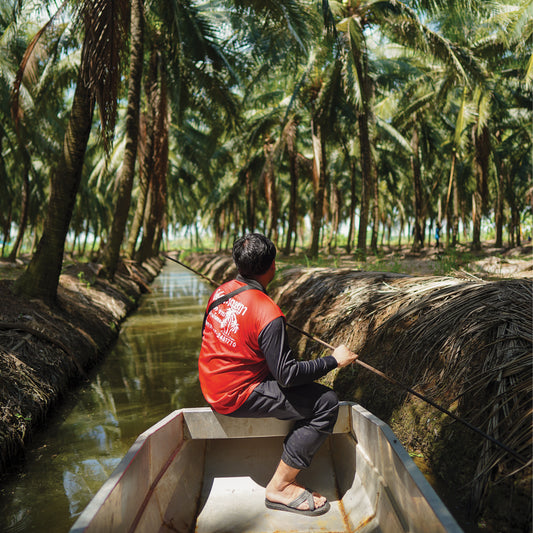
left=232, top=233, right=276, bottom=278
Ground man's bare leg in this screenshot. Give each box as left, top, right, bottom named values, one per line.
left=265, top=459, right=327, bottom=510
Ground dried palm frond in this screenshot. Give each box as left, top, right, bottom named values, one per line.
left=187, top=253, right=236, bottom=284
left=271, top=269, right=532, bottom=519
left=78, top=0, right=129, bottom=150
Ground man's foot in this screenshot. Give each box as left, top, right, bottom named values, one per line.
left=265, top=482, right=328, bottom=513
left=265, top=486, right=330, bottom=516
left=265, top=460, right=329, bottom=515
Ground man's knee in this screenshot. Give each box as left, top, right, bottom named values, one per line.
left=315, top=387, right=339, bottom=430
left=320, top=387, right=338, bottom=410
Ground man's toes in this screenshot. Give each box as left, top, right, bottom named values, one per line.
left=312, top=495, right=326, bottom=508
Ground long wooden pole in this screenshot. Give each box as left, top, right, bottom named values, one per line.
left=163, top=253, right=528, bottom=465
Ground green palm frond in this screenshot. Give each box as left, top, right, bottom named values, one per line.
left=376, top=117, right=414, bottom=154
left=233, top=0, right=317, bottom=53
left=11, top=0, right=70, bottom=130
left=392, top=91, right=436, bottom=127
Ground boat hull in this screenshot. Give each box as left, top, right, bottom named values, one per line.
left=70, top=403, right=463, bottom=532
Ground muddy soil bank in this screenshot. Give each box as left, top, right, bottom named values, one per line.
left=187, top=252, right=532, bottom=533
left=0, top=257, right=164, bottom=475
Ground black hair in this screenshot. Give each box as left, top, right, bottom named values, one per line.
left=232, top=233, right=276, bottom=277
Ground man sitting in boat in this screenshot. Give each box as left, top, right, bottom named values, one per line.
left=198, top=233, right=358, bottom=516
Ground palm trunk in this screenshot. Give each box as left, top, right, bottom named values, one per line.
left=126, top=48, right=158, bottom=259
left=410, top=127, right=424, bottom=252
left=328, top=184, right=341, bottom=252
left=452, top=176, right=460, bottom=246
left=370, top=163, right=379, bottom=253
left=126, top=115, right=151, bottom=258
left=284, top=119, right=298, bottom=255
left=262, top=137, right=279, bottom=244
left=354, top=49, right=375, bottom=258
left=346, top=155, right=357, bottom=254
left=244, top=169, right=255, bottom=233
left=101, top=0, right=144, bottom=278
left=495, top=161, right=505, bottom=247
left=339, top=135, right=357, bottom=254
left=507, top=168, right=520, bottom=248
left=152, top=107, right=169, bottom=257
left=284, top=154, right=298, bottom=255
left=0, top=133, right=11, bottom=257
left=356, top=116, right=371, bottom=255
left=444, top=151, right=459, bottom=247
left=398, top=210, right=404, bottom=249
left=82, top=218, right=90, bottom=256
left=8, top=152, right=30, bottom=261
left=137, top=58, right=168, bottom=262
left=138, top=165, right=167, bottom=261
left=309, top=119, right=326, bottom=258
left=472, top=125, right=490, bottom=251
left=213, top=210, right=223, bottom=251
left=493, top=131, right=504, bottom=247
left=14, top=35, right=95, bottom=301
left=1, top=205, right=12, bottom=257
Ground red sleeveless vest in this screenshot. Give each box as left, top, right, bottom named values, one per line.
left=198, top=280, right=284, bottom=414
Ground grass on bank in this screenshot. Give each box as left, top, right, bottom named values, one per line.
left=180, top=242, right=532, bottom=279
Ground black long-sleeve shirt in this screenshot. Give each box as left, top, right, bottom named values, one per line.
left=259, top=316, right=338, bottom=387
left=235, top=274, right=337, bottom=387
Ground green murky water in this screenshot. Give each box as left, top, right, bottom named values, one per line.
left=0, top=263, right=211, bottom=532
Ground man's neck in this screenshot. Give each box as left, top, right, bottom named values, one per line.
left=236, top=274, right=267, bottom=292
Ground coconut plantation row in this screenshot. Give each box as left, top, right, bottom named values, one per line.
left=0, top=0, right=530, bottom=302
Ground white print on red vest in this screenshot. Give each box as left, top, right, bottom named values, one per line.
left=209, top=292, right=249, bottom=346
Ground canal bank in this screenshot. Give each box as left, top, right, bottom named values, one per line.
left=0, top=257, right=164, bottom=475
left=0, top=259, right=211, bottom=532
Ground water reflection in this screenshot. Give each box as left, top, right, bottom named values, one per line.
left=0, top=264, right=211, bottom=532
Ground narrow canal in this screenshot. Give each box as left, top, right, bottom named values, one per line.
left=0, top=263, right=211, bottom=532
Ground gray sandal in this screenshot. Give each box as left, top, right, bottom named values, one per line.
left=265, top=488, right=330, bottom=516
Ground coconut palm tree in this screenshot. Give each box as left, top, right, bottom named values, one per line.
left=3, top=0, right=84, bottom=261
left=100, top=0, right=144, bottom=278
left=181, top=2, right=321, bottom=247
left=14, top=0, right=305, bottom=297
left=0, top=0, right=27, bottom=255
left=381, top=65, right=445, bottom=252
left=125, top=48, right=158, bottom=260
left=1, top=1, right=46, bottom=258
left=128, top=0, right=248, bottom=259
left=135, top=45, right=169, bottom=262
left=13, top=0, right=128, bottom=302
left=473, top=0, right=532, bottom=249
left=306, top=58, right=343, bottom=257
left=322, top=0, right=482, bottom=256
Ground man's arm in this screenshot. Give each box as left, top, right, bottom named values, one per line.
left=259, top=317, right=338, bottom=387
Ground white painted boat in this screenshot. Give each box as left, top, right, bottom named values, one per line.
left=70, top=402, right=463, bottom=532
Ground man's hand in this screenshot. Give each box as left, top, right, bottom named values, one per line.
left=332, top=344, right=358, bottom=368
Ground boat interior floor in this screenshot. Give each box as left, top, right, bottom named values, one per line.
left=194, top=435, right=377, bottom=533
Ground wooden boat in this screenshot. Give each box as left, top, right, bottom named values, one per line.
left=70, top=402, right=463, bottom=532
